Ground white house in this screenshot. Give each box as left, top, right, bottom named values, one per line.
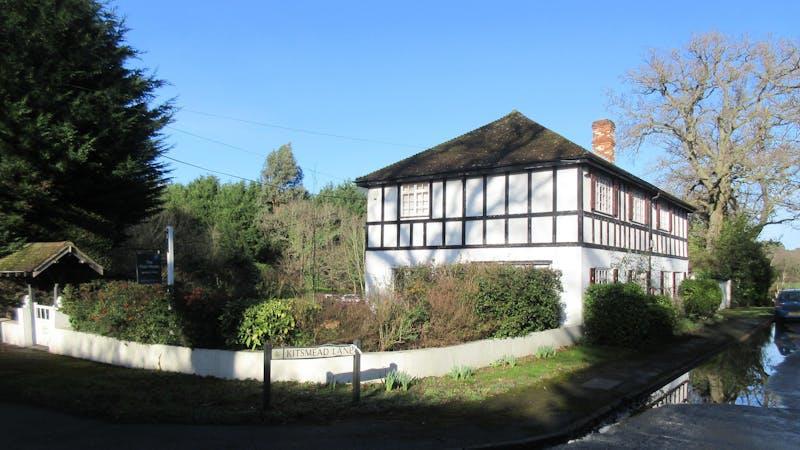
left=355, top=112, right=693, bottom=325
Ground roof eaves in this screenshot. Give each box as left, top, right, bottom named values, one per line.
left=580, top=154, right=695, bottom=211
left=31, top=242, right=104, bottom=278
left=356, top=159, right=586, bottom=187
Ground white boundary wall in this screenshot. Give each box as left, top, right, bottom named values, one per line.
left=0, top=319, right=24, bottom=346
left=40, top=324, right=581, bottom=384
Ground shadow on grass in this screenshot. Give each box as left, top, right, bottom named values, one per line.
left=0, top=310, right=773, bottom=448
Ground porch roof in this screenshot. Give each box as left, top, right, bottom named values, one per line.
left=0, top=242, right=104, bottom=278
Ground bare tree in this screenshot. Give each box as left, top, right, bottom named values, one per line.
left=612, top=33, right=800, bottom=242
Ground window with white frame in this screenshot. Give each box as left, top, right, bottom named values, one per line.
left=400, top=183, right=429, bottom=218
left=631, top=191, right=646, bottom=223
left=659, top=205, right=671, bottom=231
left=594, top=175, right=613, bottom=215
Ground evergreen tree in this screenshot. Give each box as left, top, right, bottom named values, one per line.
left=690, top=215, right=776, bottom=306
left=259, top=143, right=305, bottom=210
left=0, top=0, right=173, bottom=258
left=315, top=181, right=366, bottom=216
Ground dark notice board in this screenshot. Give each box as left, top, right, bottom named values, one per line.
left=136, top=251, right=162, bottom=284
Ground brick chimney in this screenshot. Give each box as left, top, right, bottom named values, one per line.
left=591, top=119, right=615, bottom=163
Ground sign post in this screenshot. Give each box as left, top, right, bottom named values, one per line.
left=263, top=342, right=362, bottom=410
left=263, top=342, right=272, bottom=410
left=165, top=226, right=175, bottom=286
left=352, top=340, right=361, bottom=403
left=135, top=251, right=162, bottom=285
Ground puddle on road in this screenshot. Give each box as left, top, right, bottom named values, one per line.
left=660, top=321, right=796, bottom=408
left=579, top=321, right=800, bottom=441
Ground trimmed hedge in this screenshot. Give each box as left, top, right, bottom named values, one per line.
left=680, top=278, right=721, bottom=320
left=584, top=283, right=676, bottom=348
left=62, top=281, right=186, bottom=346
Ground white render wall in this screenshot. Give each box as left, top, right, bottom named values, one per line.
left=365, top=246, right=585, bottom=325
left=38, top=322, right=581, bottom=384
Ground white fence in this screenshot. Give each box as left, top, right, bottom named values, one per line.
left=2, top=305, right=582, bottom=384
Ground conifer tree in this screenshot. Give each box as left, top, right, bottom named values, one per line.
left=0, top=0, right=173, bottom=257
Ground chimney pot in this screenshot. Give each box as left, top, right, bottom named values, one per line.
left=592, top=119, right=616, bottom=163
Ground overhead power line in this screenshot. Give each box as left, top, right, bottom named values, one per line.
left=64, top=82, right=422, bottom=149
left=162, top=155, right=259, bottom=183
left=161, top=155, right=366, bottom=203
left=166, top=126, right=264, bottom=157
left=182, top=108, right=423, bottom=149
left=166, top=125, right=348, bottom=183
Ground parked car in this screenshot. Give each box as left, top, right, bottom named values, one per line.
left=775, top=289, right=800, bottom=322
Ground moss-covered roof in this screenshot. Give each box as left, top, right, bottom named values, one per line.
left=356, top=111, right=590, bottom=184
left=0, top=242, right=103, bottom=278
left=355, top=111, right=694, bottom=210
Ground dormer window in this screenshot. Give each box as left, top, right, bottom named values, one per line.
left=400, top=183, right=429, bottom=218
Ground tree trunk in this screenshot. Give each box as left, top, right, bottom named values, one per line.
left=707, top=205, right=726, bottom=246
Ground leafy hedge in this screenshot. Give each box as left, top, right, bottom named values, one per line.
left=584, top=283, right=676, bottom=348
left=62, top=263, right=564, bottom=352
left=680, top=278, right=721, bottom=320
left=236, top=299, right=296, bottom=349
left=475, top=266, right=563, bottom=337
left=395, top=263, right=564, bottom=342
left=62, top=281, right=186, bottom=346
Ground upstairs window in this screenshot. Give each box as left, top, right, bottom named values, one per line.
left=594, top=175, right=614, bottom=215
left=631, top=191, right=646, bottom=224
left=400, top=183, right=429, bottom=218
left=659, top=206, right=671, bottom=231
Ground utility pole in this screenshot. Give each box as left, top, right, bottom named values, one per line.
left=166, top=225, right=175, bottom=287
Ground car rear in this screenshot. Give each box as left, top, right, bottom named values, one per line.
left=775, top=289, right=800, bottom=322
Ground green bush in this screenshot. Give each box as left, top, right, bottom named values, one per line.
left=219, top=297, right=262, bottom=347
left=475, top=266, right=563, bottom=338
left=236, top=298, right=296, bottom=349
left=680, top=278, right=722, bottom=320
left=584, top=283, right=676, bottom=348
left=173, top=284, right=232, bottom=348
left=690, top=215, right=775, bottom=306
left=61, top=281, right=186, bottom=345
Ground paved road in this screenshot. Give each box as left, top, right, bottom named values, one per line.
left=562, top=322, right=800, bottom=449
left=0, top=403, right=534, bottom=450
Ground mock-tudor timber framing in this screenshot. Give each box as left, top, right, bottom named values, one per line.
left=361, top=159, right=690, bottom=260
left=357, top=112, right=693, bottom=322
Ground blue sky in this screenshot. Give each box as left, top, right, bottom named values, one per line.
left=116, top=1, right=799, bottom=248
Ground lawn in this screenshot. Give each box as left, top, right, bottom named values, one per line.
left=0, top=343, right=627, bottom=424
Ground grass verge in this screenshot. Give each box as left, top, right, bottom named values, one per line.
left=0, top=343, right=628, bottom=424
